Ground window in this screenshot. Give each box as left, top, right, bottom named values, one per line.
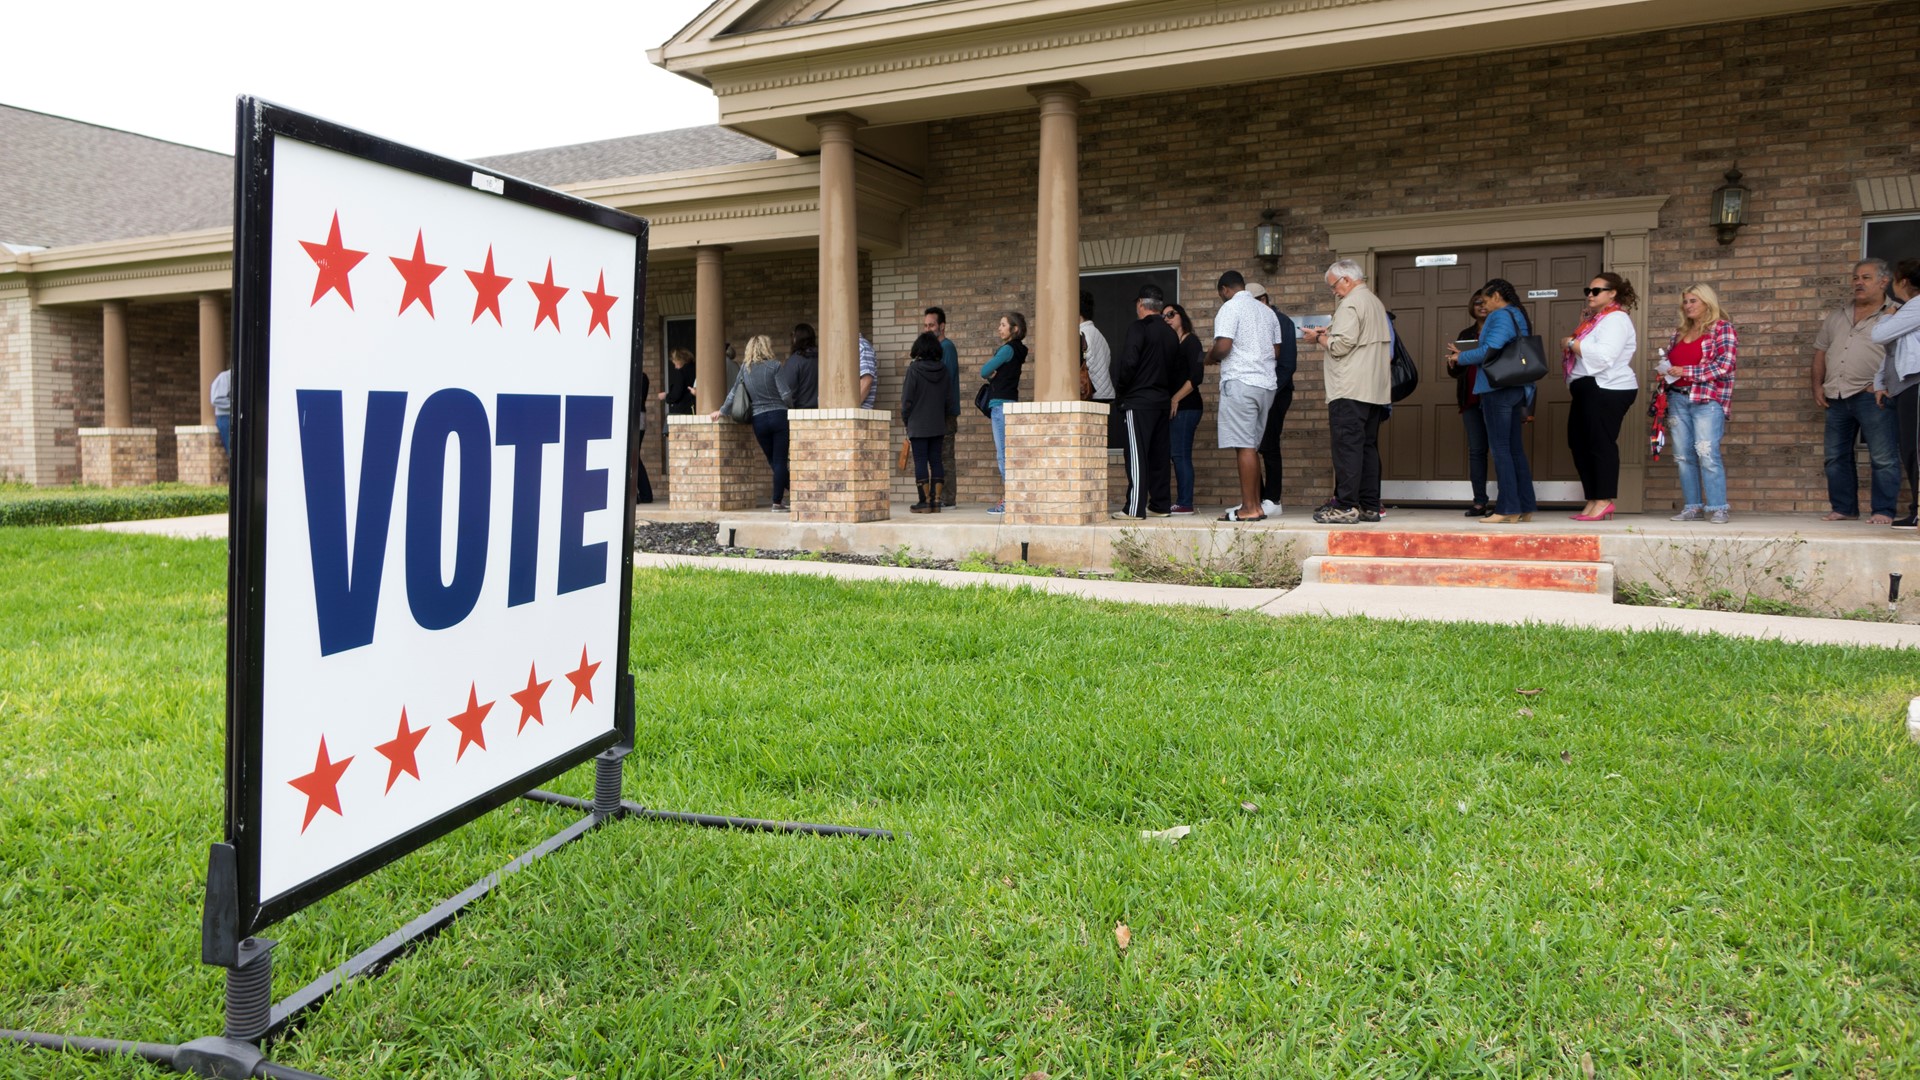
left=1864, top=215, right=1920, bottom=266
left=1078, top=266, right=1180, bottom=376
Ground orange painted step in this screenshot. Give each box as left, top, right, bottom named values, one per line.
left=1312, top=556, right=1606, bottom=593
left=1326, top=530, right=1602, bottom=563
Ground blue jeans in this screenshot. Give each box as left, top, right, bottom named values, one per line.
left=1170, top=406, right=1202, bottom=506
left=1667, top=396, right=1728, bottom=512
left=1823, top=392, right=1899, bottom=518
left=990, top=403, right=1007, bottom=478
left=1477, top=386, right=1534, bottom=515
left=215, top=413, right=231, bottom=455
left=1460, top=405, right=1489, bottom=505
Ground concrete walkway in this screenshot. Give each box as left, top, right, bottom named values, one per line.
left=78, top=515, right=1920, bottom=649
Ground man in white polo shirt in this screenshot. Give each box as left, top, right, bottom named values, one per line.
left=1206, top=270, right=1282, bottom=521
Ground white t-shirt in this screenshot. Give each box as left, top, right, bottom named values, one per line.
left=1571, top=309, right=1638, bottom=391
left=1212, top=291, right=1280, bottom=391
left=1080, top=319, right=1114, bottom=399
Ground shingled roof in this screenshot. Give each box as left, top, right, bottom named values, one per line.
left=0, top=105, right=232, bottom=250
left=472, top=125, right=777, bottom=186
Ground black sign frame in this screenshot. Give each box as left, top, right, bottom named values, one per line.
left=224, top=98, right=646, bottom=938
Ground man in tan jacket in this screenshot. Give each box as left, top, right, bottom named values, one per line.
left=1300, top=259, right=1392, bottom=523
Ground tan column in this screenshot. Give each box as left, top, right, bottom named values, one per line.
left=693, top=246, right=728, bottom=413
left=198, top=293, right=225, bottom=425
left=1031, top=83, right=1087, bottom=403
left=810, top=112, right=864, bottom=409
left=102, top=300, right=131, bottom=428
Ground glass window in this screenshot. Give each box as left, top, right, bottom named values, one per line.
left=1078, top=267, right=1180, bottom=373
left=1864, top=215, right=1920, bottom=266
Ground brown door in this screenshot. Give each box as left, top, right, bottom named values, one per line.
left=1375, top=241, right=1604, bottom=504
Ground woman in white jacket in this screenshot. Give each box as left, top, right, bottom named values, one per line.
left=1871, top=258, right=1920, bottom=529
left=1561, top=272, right=1640, bottom=520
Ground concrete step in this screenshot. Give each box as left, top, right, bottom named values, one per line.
left=1302, top=555, right=1614, bottom=595
left=1326, top=530, right=1602, bottom=563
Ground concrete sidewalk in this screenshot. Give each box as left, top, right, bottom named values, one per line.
left=76, top=515, right=1920, bottom=649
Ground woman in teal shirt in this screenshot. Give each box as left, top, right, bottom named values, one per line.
left=980, top=311, right=1027, bottom=514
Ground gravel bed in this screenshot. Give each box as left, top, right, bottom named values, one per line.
left=633, top=519, right=964, bottom=570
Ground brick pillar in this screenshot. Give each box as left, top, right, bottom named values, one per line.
left=174, top=425, right=228, bottom=486
left=665, top=414, right=763, bottom=511
left=78, top=427, right=159, bottom=487
left=789, top=408, right=891, bottom=523
left=1001, top=401, right=1108, bottom=525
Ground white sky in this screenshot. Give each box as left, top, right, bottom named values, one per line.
left=1, top=0, right=722, bottom=159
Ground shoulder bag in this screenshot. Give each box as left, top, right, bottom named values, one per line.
left=725, top=367, right=753, bottom=422
left=1481, top=311, right=1549, bottom=389
left=974, top=382, right=994, bottom=417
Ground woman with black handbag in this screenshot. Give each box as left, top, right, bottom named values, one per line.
left=980, top=311, right=1027, bottom=515
left=1447, top=278, right=1537, bottom=522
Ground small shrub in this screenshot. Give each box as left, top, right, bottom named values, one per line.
left=1612, top=535, right=1899, bottom=621
left=1110, top=528, right=1301, bottom=589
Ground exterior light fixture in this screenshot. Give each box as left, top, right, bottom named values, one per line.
left=1710, top=165, right=1748, bottom=245
left=1255, top=210, right=1282, bottom=274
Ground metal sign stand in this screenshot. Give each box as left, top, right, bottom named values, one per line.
left=5, top=674, right=892, bottom=1078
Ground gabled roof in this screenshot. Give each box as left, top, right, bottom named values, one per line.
left=0, top=104, right=232, bottom=249
left=472, top=125, right=778, bottom=187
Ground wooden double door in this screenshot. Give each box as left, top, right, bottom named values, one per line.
left=1374, top=243, right=1604, bottom=506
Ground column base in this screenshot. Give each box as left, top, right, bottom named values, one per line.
left=174, top=425, right=229, bottom=486
left=78, top=427, right=161, bottom=488
left=1002, top=401, right=1109, bottom=526
left=789, top=409, right=892, bottom=523
left=666, top=415, right=767, bottom=511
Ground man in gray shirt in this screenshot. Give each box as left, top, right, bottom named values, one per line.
left=1813, top=258, right=1898, bottom=523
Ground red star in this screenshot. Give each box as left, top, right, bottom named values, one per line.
left=582, top=271, right=618, bottom=338
left=389, top=230, right=446, bottom=318
left=299, top=212, right=368, bottom=309
left=373, top=707, right=430, bottom=793
left=465, top=246, right=513, bottom=325
left=447, top=683, right=495, bottom=761
left=565, top=646, right=600, bottom=711
left=287, top=736, right=353, bottom=833
left=528, top=259, right=569, bottom=333
left=511, top=663, right=552, bottom=733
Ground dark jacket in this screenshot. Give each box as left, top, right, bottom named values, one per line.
left=900, top=357, right=951, bottom=438
left=663, top=361, right=696, bottom=414
left=1271, top=306, right=1298, bottom=390
left=1112, top=313, right=1182, bottom=407
left=781, top=349, right=819, bottom=409
left=984, top=341, right=1027, bottom=405
left=1175, top=333, right=1205, bottom=412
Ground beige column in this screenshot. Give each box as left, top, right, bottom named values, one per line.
left=1031, top=83, right=1087, bottom=403
left=102, top=299, right=131, bottom=428
left=810, top=112, right=864, bottom=409
left=693, top=247, right=728, bottom=414
left=198, top=293, right=225, bottom=425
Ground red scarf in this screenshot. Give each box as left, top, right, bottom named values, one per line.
left=1565, top=303, right=1623, bottom=380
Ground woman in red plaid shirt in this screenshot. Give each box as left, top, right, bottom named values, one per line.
left=1659, top=284, right=1739, bottom=523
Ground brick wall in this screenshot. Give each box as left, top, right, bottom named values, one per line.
left=906, top=1, right=1920, bottom=513
left=639, top=250, right=869, bottom=503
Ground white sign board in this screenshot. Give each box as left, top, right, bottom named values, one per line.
left=226, top=102, right=646, bottom=933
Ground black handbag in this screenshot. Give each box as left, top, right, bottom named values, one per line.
left=974, top=381, right=994, bottom=416
left=1387, top=315, right=1419, bottom=402
left=1481, top=312, right=1549, bottom=389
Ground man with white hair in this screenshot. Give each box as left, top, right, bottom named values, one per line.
left=1300, top=259, right=1392, bottom=524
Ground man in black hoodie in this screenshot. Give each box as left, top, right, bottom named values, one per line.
left=1112, top=287, right=1183, bottom=518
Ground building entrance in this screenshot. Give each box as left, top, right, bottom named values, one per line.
left=1374, top=242, right=1603, bottom=505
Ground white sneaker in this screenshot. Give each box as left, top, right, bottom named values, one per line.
left=1260, top=499, right=1282, bottom=517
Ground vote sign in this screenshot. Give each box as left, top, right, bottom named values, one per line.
left=227, top=101, right=646, bottom=934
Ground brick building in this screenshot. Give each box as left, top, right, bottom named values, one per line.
left=4, top=0, right=1918, bottom=521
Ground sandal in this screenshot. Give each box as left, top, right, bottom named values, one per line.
left=1217, top=509, right=1266, bottom=522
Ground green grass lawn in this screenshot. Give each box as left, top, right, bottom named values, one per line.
left=2, top=527, right=1917, bottom=1078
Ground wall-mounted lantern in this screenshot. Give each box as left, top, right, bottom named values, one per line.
left=1255, top=210, right=1282, bottom=274
left=1711, top=166, right=1748, bottom=245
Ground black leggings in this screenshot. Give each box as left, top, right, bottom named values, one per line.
left=911, top=435, right=945, bottom=484
left=1567, top=377, right=1638, bottom=501
left=1897, top=384, right=1919, bottom=515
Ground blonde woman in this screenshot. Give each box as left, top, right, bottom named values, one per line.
left=1659, top=284, right=1739, bottom=523
left=710, top=334, right=794, bottom=510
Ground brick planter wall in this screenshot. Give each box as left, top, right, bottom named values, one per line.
left=789, top=408, right=892, bottom=522
left=665, top=415, right=763, bottom=511
left=1002, top=401, right=1109, bottom=525
left=78, top=427, right=159, bottom=487
left=174, top=425, right=228, bottom=486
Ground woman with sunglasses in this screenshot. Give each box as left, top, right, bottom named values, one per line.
left=1163, top=302, right=1205, bottom=514
left=1560, top=273, right=1640, bottom=520
left=1661, top=284, right=1739, bottom=523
